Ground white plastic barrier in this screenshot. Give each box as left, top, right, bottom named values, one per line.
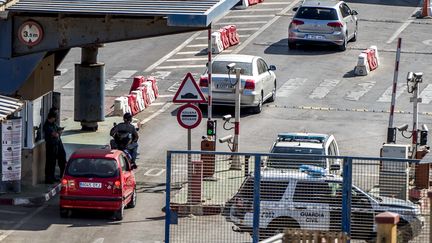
left=131, top=90, right=145, bottom=111
left=234, top=0, right=249, bottom=10
left=354, top=52, right=370, bottom=76
left=142, top=81, right=156, bottom=103
left=369, top=45, right=380, bottom=66
left=211, top=32, right=224, bottom=54
left=113, top=96, right=131, bottom=116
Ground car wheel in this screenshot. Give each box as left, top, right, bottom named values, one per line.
left=351, top=29, right=357, bottom=42
left=113, top=205, right=124, bottom=221
left=338, top=37, right=347, bottom=51
left=252, top=93, right=263, bottom=114
left=288, top=41, right=296, bottom=49
left=127, top=188, right=137, bottom=208
left=268, top=81, right=276, bottom=103
left=59, top=208, right=71, bottom=218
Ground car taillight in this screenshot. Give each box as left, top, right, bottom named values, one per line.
left=327, top=22, right=343, bottom=28
left=291, top=19, right=304, bottom=26
left=61, top=179, right=76, bottom=190
left=199, top=77, right=208, bottom=87
left=244, top=79, right=255, bottom=90
left=113, top=180, right=122, bottom=194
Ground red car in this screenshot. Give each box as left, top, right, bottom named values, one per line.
left=60, top=148, right=137, bottom=220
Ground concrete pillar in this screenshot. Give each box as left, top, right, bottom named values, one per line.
left=74, top=45, right=105, bottom=131
left=375, top=212, right=399, bottom=243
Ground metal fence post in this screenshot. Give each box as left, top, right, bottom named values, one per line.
left=253, top=155, right=261, bottom=243
left=342, top=157, right=352, bottom=242
left=165, top=151, right=172, bottom=243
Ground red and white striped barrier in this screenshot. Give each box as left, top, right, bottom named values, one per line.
left=113, top=76, right=159, bottom=116
left=354, top=45, right=380, bottom=76
left=211, top=25, right=240, bottom=54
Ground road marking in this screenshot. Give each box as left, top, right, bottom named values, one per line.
left=233, top=0, right=302, bottom=54
left=158, top=94, right=174, bottom=98
left=195, top=34, right=250, bottom=40
left=150, top=102, right=165, bottom=106
left=139, top=103, right=173, bottom=126
left=0, top=204, right=47, bottom=241
left=168, top=82, right=181, bottom=92
left=420, top=84, right=432, bottom=104
left=176, top=51, right=205, bottom=55
left=0, top=209, right=26, bottom=215
left=277, top=78, right=306, bottom=97
left=344, top=81, right=376, bottom=101
left=149, top=71, right=171, bottom=80
left=223, top=14, right=274, bottom=19
left=215, top=21, right=267, bottom=25
left=186, top=44, right=208, bottom=48
left=105, top=70, right=137, bottom=91
left=155, top=64, right=205, bottom=70
left=309, top=79, right=341, bottom=99
left=92, top=238, right=104, bottom=243
left=144, top=168, right=166, bottom=176
left=144, top=31, right=202, bottom=73
left=386, top=7, right=420, bottom=43
left=377, top=83, right=406, bottom=102
left=166, top=57, right=207, bottom=62
left=261, top=2, right=291, bottom=4
left=241, top=8, right=283, bottom=12
left=237, top=27, right=260, bottom=31
left=423, top=39, right=432, bottom=46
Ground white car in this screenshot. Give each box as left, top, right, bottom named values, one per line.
left=199, top=54, right=277, bottom=113
left=288, top=0, right=358, bottom=51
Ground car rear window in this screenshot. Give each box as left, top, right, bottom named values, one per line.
left=66, top=158, right=119, bottom=178
left=212, top=61, right=253, bottom=76
left=268, top=147, right=326, bottom=169
left=294, top=7, right=338, bottom=20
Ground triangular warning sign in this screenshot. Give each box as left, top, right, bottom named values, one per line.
left=173, top=73, right=207, bottom=103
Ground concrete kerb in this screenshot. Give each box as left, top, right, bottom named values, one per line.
left=0, top=183, right=61, bottom=206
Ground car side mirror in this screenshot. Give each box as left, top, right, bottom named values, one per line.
left=330, top=164, right=341, bottom=171
left=269, top=65, right=276, bottom=71
left=293, top=7, right=298, bottom=11
left=351, top=10, right=358, bottom=15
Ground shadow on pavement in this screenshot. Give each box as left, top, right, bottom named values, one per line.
left=264, top=38, right=342, bottom=56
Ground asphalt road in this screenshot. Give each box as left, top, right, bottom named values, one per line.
left=1, top=0, right=432, bottom=242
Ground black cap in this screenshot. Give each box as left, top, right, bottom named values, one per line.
left=123, top=112, right=132, bottom=121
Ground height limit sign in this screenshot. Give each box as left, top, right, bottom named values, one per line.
left=177, top=104, right=202, bottom=129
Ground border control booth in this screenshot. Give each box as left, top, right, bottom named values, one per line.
left=0, top=0, right=237, bottom=189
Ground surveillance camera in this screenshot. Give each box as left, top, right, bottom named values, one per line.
left=226, top=63, right=236, bottom=70
left=219, top=135, right=233, bottom=143
left=422, top=124, right=428, bottom=132
left=407, top=72, right=413, bottom=81
left=222, top=114, right=232, bottom=121
left=397, top=124, right=409, bottom=131
left=414, top=72, right=423, bottom=81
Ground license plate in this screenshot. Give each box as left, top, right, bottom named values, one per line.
left=79, top=182, right=102, bottom=188
left=305, top=34, right=325, bottom=40
left=217, top=83, right=234, bottom=89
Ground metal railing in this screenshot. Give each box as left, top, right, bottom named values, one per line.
left=165, top=150, right=430, bottom=243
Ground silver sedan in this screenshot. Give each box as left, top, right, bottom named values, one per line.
left=199, top=54, right=276, bottom=114
left=288, top=0, right=358, bottom=51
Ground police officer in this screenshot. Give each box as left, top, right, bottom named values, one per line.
left=43, top=111, right=66, bottom=184
left=110, top=113, right=139, bottom=165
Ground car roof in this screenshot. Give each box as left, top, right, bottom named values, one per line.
left=259, top=168, right=342, bottom=181
left=70, top=148, right=122, bottom=160
left=213, top=54, right=257, bottom=63
left=277, top=132, right=330, bottom=143
left=300, top=0, right=341, bottom=8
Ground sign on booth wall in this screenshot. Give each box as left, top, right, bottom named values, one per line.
left=1, top=118, right=22, bottom=181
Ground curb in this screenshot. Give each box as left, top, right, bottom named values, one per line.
left=0, top=183, right=61, bottom=206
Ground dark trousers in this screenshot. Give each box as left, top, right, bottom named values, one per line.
left=45, top=141, right=66, bottom=182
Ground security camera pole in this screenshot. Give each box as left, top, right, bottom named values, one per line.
left=408, top=72, right=423, bottom=159
left=231, top=67, right=242, bottom=170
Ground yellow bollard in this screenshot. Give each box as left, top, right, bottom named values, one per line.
left=375, top=212, right=400, bottom=243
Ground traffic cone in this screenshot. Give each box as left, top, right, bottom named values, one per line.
left=421, top=0, right=431, bottom=18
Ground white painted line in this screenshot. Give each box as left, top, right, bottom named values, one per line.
left=63, top=80, right=75, bottom=89
left=215, top=21, right=267, bottom=25
left=176, top=51, right=205, bottom=55
left=233, top=0, right=302, bottom=54
left=377, top=83, right=406, bottom=102
left=149, top=71, right=171, bottom=80
left=0, top=204, right=47, bottom=242
left=0, top=209, right=26, bottom=215
left=344, top=81, right=376, bottom=101
left=419, top=84, right=432, bottom=104
left=166, top=57, right=208, bottom=62
left=150, top=102, right=165, bottom=106
left=155, top=65, right=206, bottom=70
left=277, top=78, right=306, bottom=97
left=237, top=27, right=260, bottom=31
left=158, top=94, right=174, bottom=98
left=139, top=103, right=173, bottom=126
left=144, top=31, right=202, bottom=73
left=386, top=7, right=420, bottom=43
left=186, top=44, right=208, bottom=48
left=144, top=168, right=165, bottom=177
left=91, top=238, right=104, bottom=243
left=168, top=82, right=181, bottom=93
left=261, top=2, right=291, bottom=5
left=223, top=15, right=274, bottom=19
left=241, top=8, right=283, bottom=12
left=309, top=79, right=341, bottom=99
left=105, top=70, right=137, bottom=91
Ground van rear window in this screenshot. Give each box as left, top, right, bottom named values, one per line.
left=66, top=158, right=119, bottom=178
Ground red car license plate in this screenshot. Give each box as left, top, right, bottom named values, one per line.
left=79, top=182, right=102, bottom=188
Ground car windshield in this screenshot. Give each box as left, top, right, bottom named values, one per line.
left=267, top=147, right=326, bottom=169
left=295, top=7, right=338, bottom=20
left=66, top=158, right=119, bottom=178
left=212, top=61, right=253, bottom=76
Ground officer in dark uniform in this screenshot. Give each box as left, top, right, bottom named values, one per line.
left=110, top=113, right=139, bottom=164
left=43, top=111, right=66, bottom=183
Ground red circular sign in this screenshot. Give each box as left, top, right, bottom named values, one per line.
left=177, top=104, right=202, bottom=129
left=18, top=20, right=44, bottom=47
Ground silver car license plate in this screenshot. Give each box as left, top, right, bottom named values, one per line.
left=305, top=34, right=325, bottom=40
left=79, top=182, right=102, bottom=188
left=217, top=83, right=234, bottom=89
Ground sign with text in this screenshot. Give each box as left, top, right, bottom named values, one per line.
left=177, top=104, right=202, bottom=129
